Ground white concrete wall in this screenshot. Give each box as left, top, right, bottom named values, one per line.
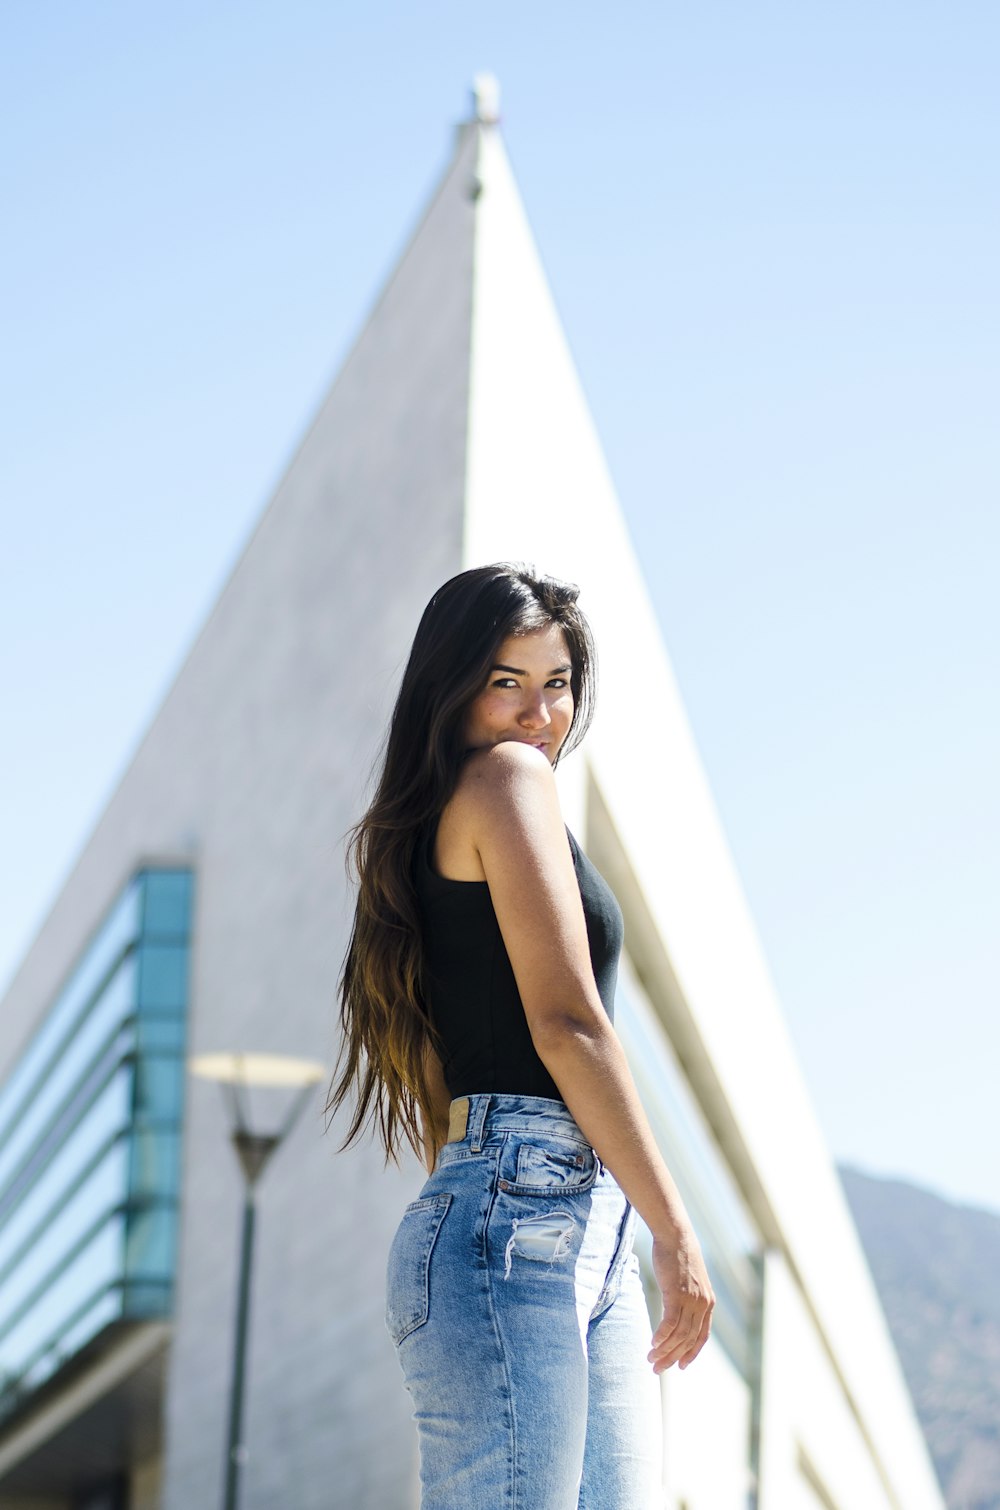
left=758, top=1249, right=900, bottom=1510
left=662, top=1343, right=754, bottom=1509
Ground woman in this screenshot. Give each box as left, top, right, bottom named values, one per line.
left=327, top=562, right=715, bottom=1509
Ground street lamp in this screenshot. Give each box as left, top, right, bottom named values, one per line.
left=189, top=1051, right=326, bottom=1510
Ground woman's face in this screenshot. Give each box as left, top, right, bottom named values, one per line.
left=462, top=623, right=575, bottom=765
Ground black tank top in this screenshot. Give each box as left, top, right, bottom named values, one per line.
left=413, top=813, right=625, bottom=1101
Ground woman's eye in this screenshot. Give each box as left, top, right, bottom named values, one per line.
left=490, top=677, right=569, bottom=689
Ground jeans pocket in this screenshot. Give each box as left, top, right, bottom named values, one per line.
left=385, top=1193, right=452, bottom=1346
left=498, top=1137, right=598, bottom=1196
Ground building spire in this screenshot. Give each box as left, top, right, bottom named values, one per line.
left=471, top=73, right=500, bottom=125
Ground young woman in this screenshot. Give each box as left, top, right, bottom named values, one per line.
left=327, top=562, right=714, bottom=1509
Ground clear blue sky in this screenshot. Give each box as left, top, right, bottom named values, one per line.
left=2, top=2, right=997, bottom=1212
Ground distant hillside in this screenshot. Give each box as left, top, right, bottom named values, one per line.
left=839, top=1165, right=1000, bottom=1510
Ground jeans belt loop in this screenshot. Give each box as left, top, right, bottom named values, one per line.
left=469, top=1093, right=490, bottom=1153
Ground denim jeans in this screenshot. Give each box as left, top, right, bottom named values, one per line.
left=385, top=1093, right=663, bottom=1508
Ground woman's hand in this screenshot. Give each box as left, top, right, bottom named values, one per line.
left=647, top=1227, right=716, bottom=1373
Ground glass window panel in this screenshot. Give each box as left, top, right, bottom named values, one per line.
left=42, top=1288, right=123, bottom=1379
left=121, top=1281, right=172, bottom=1319
left=616, top=954, right=762, bottom=1375
left=123, top=1207, right=176, bottom=1288
left=127, top=1130, right=181, bottom=1202
left=140, top=871, right=193, bottom=939
left=0, top=885, right=139, bottom=1145
left=12, top=1288, right=123, bottom=1410
left=0, top=958, right=136, bottom=1200
left=0, top=1216, right=124, bottom=1382
left=0, top=1145, right=128, bottom=1335
left=0, top=1071, right=131, bottom=1273
left=132, top=1055, right=184, bottom=1123
left=0, top=866, right=192, bottom=1417
left=617, top=956, right=759, bottom=1255
left=136, top=945, right=189, bottom=1012
left=135, top=1015, right=186, bottom=1053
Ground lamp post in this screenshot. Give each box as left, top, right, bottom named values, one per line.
left=189, top=1052, right=326, bottom=1510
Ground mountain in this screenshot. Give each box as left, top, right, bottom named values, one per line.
left=839, top=1165, right=1000, bottom=1510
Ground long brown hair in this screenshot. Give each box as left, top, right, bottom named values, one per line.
left=324, top=561, right=598, bottom=1166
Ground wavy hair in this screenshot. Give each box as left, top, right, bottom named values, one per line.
left=324, top=561, right=598, bottom=1166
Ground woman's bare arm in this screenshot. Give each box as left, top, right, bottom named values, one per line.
left=463, top=740, right=716, bottom=1371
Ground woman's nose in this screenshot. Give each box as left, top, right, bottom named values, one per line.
left=519, top=691, right=551, bottom=727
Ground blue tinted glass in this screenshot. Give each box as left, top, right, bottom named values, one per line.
left=0, top=1215, right=124, bottom=1383
left=0, top=984, right=135, bottom=1208
left=0, top=952, right=137, bottom=1171
left=135, top=1015, right=186, bottom=1053
left=132, top=1056, right=184, bottom=1122
left=136, top=944, right=189, bottom=1012
left=0, top=1075, right=131, bottom=1273
left=0, top=957, right=136, bottom=1199
left=0, top=885, right=139, bottom=1145
left=122, top=1280, right=172, bottom=1319
left=0, top=866, right=191, bottom=1415
left=3, top=1289, right=123, bottom=1416
left=43, top=1288, right=123, bottom=1380
left=124, top=1207, right=176, bottom=1286
left=0, top=1143, right=128, bottom=1337
left=127, top=1130, right=181, bottom=1201
left=140, top=871, right=193, bottom=939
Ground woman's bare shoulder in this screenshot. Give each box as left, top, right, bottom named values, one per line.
left=453, top=744, right=562, bottom=847
left=438, top=745, right=557, bottom=881
left=457, top=742, right=553, bottom=805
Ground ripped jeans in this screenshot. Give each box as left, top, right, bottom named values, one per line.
left=384, top=1093, right=663, bottom=1508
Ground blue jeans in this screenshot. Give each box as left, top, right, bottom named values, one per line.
left=385, top=1093, right=663, bottom=1508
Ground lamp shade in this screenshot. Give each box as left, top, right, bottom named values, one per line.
left=189, top=1052, right=326, bottom=1088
